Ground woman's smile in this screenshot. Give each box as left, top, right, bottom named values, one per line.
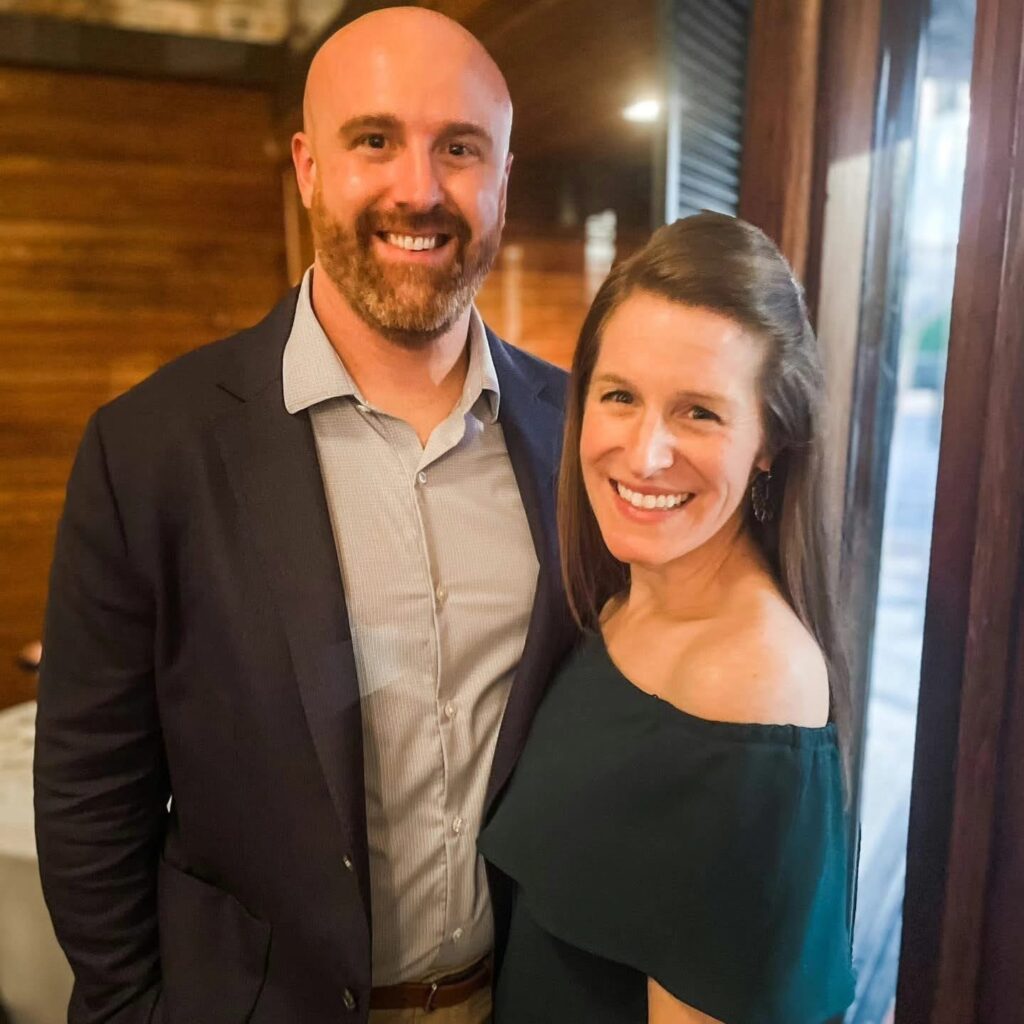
left=608, top=478, right=696, bottom=521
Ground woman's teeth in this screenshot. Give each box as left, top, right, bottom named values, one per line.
left=385, top=233, right=442, bottom=251
left=615, top=482, right=691, bottom=510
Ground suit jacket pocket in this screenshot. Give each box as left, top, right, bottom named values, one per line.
left=157, top=858, right=271, bottom=1024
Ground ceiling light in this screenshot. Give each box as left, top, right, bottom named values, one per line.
left=622, top=99, right=661, bottom=123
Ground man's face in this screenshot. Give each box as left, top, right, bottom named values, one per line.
left=296, top=40, right=512, bottom=345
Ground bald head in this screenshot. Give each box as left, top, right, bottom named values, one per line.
left=302, top=7, right=511, bottom=150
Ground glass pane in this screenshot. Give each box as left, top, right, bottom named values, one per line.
left=847, top=3, right=975, bottom=1020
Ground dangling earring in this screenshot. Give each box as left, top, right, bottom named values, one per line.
left=751, top=470, right=773, bottom=524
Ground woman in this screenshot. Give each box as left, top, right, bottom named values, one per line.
left=478, top=213, right=856, bottom=1023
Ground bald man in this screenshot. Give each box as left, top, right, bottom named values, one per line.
left=35, top=9, right=575, bottom=1024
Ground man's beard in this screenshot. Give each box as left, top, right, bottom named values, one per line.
left=310, top=189, right=501, bottom=348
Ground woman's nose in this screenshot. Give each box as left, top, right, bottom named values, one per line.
left=627, top=417, right=675, bottom=478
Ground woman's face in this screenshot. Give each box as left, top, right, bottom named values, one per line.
left=579, top=290, right=769, bottom=571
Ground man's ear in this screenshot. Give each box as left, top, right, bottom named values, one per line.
left=498, top=151, right=514, bottom=229
left=291, top=131, right=316, bottom=210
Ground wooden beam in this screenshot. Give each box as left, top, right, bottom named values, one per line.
left=737, top=0, right=822, bottom=279
left=801, top=0, right=884, bottom=610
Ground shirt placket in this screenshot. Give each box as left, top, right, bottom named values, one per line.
left=377, top=416, right=462, bottom=971
left=412, top=412, right=481, bottom=969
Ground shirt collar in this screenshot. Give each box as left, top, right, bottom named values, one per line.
left=282, top=267, right=500, bottom=423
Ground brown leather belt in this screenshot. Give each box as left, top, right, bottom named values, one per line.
left=369, top=956, right=492, bottom=1012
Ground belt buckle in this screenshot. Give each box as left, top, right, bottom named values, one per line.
left=424, top=980, right=440, bottom=1013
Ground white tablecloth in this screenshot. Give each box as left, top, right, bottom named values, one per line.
left=0, top=702, right=74, bottom=1024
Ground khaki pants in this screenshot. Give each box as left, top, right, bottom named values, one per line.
left=368, top=985, right=492, bottom=1024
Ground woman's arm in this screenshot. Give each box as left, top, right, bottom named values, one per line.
left=648, top=978, right=725, bottom=1024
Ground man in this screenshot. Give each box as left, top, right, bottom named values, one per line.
left=34, top=8, right=575, bottom=1023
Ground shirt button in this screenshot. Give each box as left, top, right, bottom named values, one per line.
left=435, top=583, right=447, bottom=605
left=452, top=816, right=464, bottom=835
left=343, top=855, right=354, bottom=872
left=356, top=402, right=370, bottom=413
left=452, top=928, right=464, bottom=943
left=444, top=701, right=457, bottom=720
left=417, top=471, right=428, bottom=485
left=342, top=988, right=357, bottom=1012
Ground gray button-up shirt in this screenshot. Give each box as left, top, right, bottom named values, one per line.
left=283, top=269, right=539, bottom=985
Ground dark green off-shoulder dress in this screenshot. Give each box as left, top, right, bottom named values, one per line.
left=478, top=633, right=856, bottom=1024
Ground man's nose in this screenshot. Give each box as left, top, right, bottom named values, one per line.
left=390, top=146, right=444, bottom=209
left=627, top=416, right=675, bottom=478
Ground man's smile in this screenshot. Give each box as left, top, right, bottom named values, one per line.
left=372, top=231, right=458, bottom=263
left=380, top=232, right=450, bottom=251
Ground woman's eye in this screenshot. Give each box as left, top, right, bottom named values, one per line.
left=601, top=389, right=634, bottom=405
left=689, top=406, right=720, bottom=422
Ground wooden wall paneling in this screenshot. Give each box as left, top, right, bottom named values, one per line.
left=898, top=0, right=1024, bottom=1017
left=737, top=0, right=822, bottom=280
left=0, top=70, right=280, bottom=166
left=0, top=66, right=288, bottom=710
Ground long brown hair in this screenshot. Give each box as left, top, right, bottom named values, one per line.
left=557, top=212, right=851, bottom=774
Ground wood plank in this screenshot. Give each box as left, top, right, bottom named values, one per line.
left=737, top=0, right=823, bottom=278
left=0, top=158, right=282, bottom=231
left=0, top=66, right=288, bottom=710
left=0, top=67, right=278, bottom=167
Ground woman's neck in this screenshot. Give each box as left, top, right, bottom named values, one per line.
left=618, top=515, right=773, bottom=626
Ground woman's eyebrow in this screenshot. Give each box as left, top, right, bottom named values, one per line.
left=592, top=372, right=634, bottom=388
left=592, top=373, right=729, bottom=406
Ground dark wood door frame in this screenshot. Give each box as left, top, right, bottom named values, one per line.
left=897, top=0, right=1024, bottom=1019
left=737, top=0, right=822, bottom=280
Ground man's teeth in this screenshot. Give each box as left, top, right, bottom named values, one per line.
left=386, top=233, right=441, bottom=251
left=615, top=481, right=690, bottom=510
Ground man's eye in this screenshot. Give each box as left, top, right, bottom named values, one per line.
left=447, top=142, right=474, bottom=158
left=358, top=134, right=388, bottom=150
left=601, top=389, right=633, bottom=405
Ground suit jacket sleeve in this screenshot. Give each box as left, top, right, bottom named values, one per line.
left=34, top=410, right=169, bottom=1024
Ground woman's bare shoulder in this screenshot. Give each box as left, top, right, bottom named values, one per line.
left=668, top=588, right=830, bottom=729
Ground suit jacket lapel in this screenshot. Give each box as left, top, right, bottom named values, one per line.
left=484, top=329, right=576, bottom=816
left=213, top=293, right=370, bottom=908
